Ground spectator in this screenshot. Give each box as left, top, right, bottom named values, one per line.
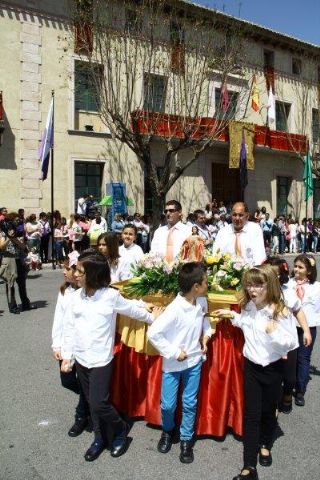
left=271, top=217, right=280, bottom=254
left=193, top=209, right=213, bottom=247
left=77, top=193, right=90, bottom=216
left=260, top=213, right=273, bottom=247
left=39, top=212, right=51, bottom=264
left=112, top=213, right=125, bottom=235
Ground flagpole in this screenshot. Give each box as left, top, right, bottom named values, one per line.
left=51, top=90, right=55, bottom=269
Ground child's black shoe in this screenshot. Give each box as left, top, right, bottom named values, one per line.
left=179, top=440, right=194, bottom=463
left=157, top=431, right=173, bottom=453
left=233, top=467, right=258, bottom=480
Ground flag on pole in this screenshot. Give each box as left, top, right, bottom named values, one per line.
left=303, top=150, right=314, bottom=201
left=267, top=87, right=275, bottom=125
left=239, top=128, right=248, bottom=190
left=39, top=98, right=54, bottom=180
left=221, top=82, right=229, bottom=113
left=251, top=75, right=260, bottom=112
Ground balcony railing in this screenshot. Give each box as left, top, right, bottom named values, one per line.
left=131, top=110, right=307, bottom=154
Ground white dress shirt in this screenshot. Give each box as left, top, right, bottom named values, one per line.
left=119, top=243, right=144, bottom=272
left=214, top=221, right=266, bottom=265
left=109, top=256, right=132, bottom=283
left=150, top=221, right=191, bottom=259
left=61, top=287, right=153, bottom=368
left=147, top=294, right=212, bottom=373
left=285, top=279, right=320, bottom=327
left=231, top=301, right=299, bottom=366
left=51, top=286, right=75, bottom=351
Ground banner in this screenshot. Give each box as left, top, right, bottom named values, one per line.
left=229, top=121, right=255, bottom=169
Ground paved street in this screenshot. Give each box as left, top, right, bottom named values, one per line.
left=0, top=269, right=319, bottom=480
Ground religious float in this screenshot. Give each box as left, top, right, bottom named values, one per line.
left=111, top=240, right=249, bottom=437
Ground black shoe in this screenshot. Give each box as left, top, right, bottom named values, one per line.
left=233, top=467, right=259, bottom=480
left=84, top=440, right=105, bottom=462
left=157, top=430, right=173, bottom=454
left=9, top=307, right=20, bottom=314
left=21, top=304, right=37, bottom=311
left=68, top=417, right=88, bottom=437
left=295, top=392, right=305, bottom=406
left=110, top=423, right=129, bottom=457
left=279, top=399, right=292, bottom=414
left=179, top=440, right=194, bottom=464
left=259, top=446, right=272, bottom=467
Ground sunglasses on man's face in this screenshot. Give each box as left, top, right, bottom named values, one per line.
left=164, top=208, right=178, bottom=214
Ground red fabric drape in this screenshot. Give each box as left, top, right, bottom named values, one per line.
left=111, top=317, right=244, bottom=437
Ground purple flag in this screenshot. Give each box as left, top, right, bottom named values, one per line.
left=240, top=128, right=248, bottom=190
left=39, top=98, right=54, bottom=180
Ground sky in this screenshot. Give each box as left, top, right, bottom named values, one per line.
left=193, top=0, right=320, bottom=46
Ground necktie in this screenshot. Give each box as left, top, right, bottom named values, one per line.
left=234, top=231, right=242, bottom=257
left=295, top=280, right=308, bottom=300
left=165, top=227, right=175, bottom=264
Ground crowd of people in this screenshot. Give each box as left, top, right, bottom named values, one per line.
left=0, top=199, right=319, bottom=480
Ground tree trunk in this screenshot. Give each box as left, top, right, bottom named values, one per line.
left=150, top=192, right=166, bottom=237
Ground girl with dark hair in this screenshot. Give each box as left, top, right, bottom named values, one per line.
left=97, top=232, right=131, bottom=282
left=61, top=251, right=162, bottom=461
left=285, top=254, right=320, bottom=407
left=214, top=265, right=298, bottom=480
left=265, top=256, right=312, bottom=413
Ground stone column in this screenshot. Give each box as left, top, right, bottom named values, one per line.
left=20, top=19, right=42, bottom=214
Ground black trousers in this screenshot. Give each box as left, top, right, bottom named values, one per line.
left=282, top=348, right=297, bottom=395
left=243, top=358, right=284, bottom=468
left=6, top=259, right=30, bottom=310
left=75, top=360, right=125, bottom=446
left=59, top=361, right=90, bottom=418
left=40, top=235, right=50, bottom=263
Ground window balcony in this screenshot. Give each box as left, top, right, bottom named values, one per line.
left=131, top=110, right=307, bottom=154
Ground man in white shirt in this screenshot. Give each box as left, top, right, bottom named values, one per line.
left=150, top=200, right=191, bottom=262
left=77, top=194, right=89, bottom=215
left=214, top=202, right=266, bottom=265
left=193, top=209, right=213, bottom=246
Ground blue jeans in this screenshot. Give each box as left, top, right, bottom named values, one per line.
left=161, top=361, right=202, bottom=441
left=296, top=327, right=317, bottom=394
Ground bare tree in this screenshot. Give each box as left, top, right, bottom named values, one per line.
left=72, top=0, right=248, bottom=222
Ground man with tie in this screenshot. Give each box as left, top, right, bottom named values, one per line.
left=150, top=200, right=191, bottom=263
left=214, top=202, right=266, bottom=265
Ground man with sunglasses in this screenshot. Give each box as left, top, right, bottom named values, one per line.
left=151, top=200, right=191, bottom=263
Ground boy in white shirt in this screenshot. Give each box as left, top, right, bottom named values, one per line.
left=147, top=262, right=212, bottom=464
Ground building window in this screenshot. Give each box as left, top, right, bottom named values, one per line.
left=312, top=108, right=320, bottom=144
left=277, top=176, right=291, bottom=216
left=125, top=7, right=142, bottom=34
left=264, top=49, right=274, bottom=68
left=215, top=88, right=239, bottom=120
left=74, top=162, right=103, bottom=211
left=292, top=57, right=302, bottom=76
left=143, top=74, right=167, bottom=112
left=74, top=0, right=93, bottom=54
left=276, top=101, right=291, bottom=132
left=75, top=61, right=102, bottom=112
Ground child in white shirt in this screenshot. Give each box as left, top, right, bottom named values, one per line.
left=214, top=264, right=298, bottom=480
left=97, top=232, right=131, bottom=282
left=61, top=251, right=162, bottom=461
left=119, top=224, right=144, bottom=273
left=148, top=262, right=212, bottom=464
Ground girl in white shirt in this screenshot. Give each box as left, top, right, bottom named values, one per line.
left=61, top=251, right=161, bottom=460
left=284, top=254, right=320, bottom=408
left=119, top=224, right=144, bottom=274
left=97, top=232, right=131, bottom=283
left=214, top=265, right=298, bottom=480
left=266, top=257, right=312, bottom=414
left=51, top=251, right=94, bottom=444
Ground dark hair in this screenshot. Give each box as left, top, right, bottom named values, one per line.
left=265, top=256, right=289, bottom=285
left=122, top=223, right=137, bottom=235
left=78, top=251, right=111, bottom=291
left=194, top=209, right=205, bottom=217
left=166, top=200, right=182, bottom=211
left=293, top=254, right=317, bottom=284
left=232, top=201, right=249, bottom=213
left=97, top=232, right=120, bottom=265
left=178, top=262, right=207, bottom=294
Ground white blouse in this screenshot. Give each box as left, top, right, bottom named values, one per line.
left=51, top=286, right=75, bottom=352
left=119, top=243, right=144, bottom=273
left=231, top=301, right=298, bottom=366
left=61, top=287, right=153, bottom=368
left=285, top=279, right=320, bottom=327
left=147, top=294, right=212, bottom=373
left=109, top=256, right=132, bottom=283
